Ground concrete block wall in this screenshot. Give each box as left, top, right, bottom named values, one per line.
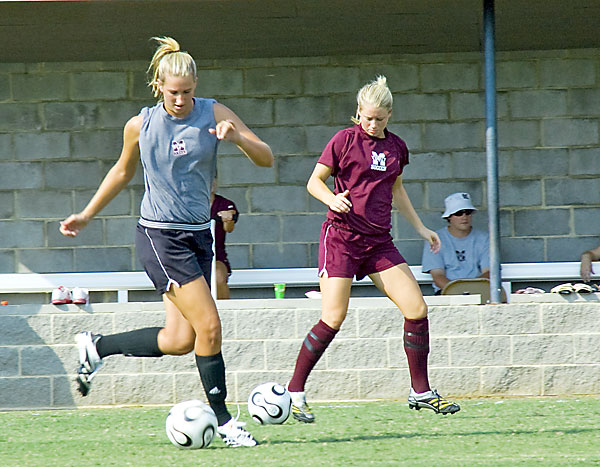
left=1, top=48, right=600, bottom=274
left=1, top=298, right=599, bottom=409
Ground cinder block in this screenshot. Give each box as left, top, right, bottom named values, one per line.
left=359, top=64, right=419, bottom=92
left=131, top=71, right=154, bottom=100
left=304, top=369, right=359, bottom=400
left=573, top=208, right=600, bottom=236
left=275, top=97, right=330, bottom=126
left=357, top=369, right=409, bottom=399
left=265, top=339, right=303, bottom=371
left=47, top=218, right=103, bottom=247
left=277, top=155, right=318, bottom=185
left=512, top=335, right=574, bottom=365
left=0, top=377, right=51, bottom=407
left=12, top=73, right=69, bottom=101
left=542, top=304, right=600, bottom=334
left=547, top=236, right=600, bottom=262
left=250, top=185, right=308, bottom=213
left=428, top=367, right=481, bottom=395
left=235, top=309, right=298, bottom=340
left=73, top=247, right=133, bottom=271
left=0, top=74, right=9, bottom=100
left=393, top=239, right=426, bottom=265
left=0, top=133, right=12, bottom=160
left=113, top=374, right=174, bottom=405
left=568, top=88, right=600, bottom=116
left=252, top=243, right=310, bottom=268
left=0, top=220, right=44, bottom=248
left=509, top=90, right=567, bottom=118
left=281, top=214, right=323, bottom=242
left=17, top=190, right=72, bottom=218
left=574, top=335, right=600, bottom=363
left=514, top=209, right=570, bottom=236
left=217, top=154, right=277, bottom=184
left=227, top=214, right=280, bottom=243
left=105, top=217, right=137, bottom=246
left=542, top=118, right=598, bottom=147
left=71, top=130, right=122, bottom=159
left=545, top=178, right=600, bottom=206
left=0, top=162, right=43, bottom=189
left=52, top=312, right=115, bottom=344
left=225, top=244, right=250, bottom=269
left=426, top=181, right=484, bottom=209
left=14, top=132, right=69, bottom=160
left=244, top=67, right=302, bottom=95
left=142, top=354, right=196, bottom=374
left=422, top=122, right=484, bottom=151
left=500, top=237, right=545, bottom=262
left=217, top=97, right=273, bottom=125
left=43, top=102, right=98, bottom=130
left=331, top=94, right=358, bottom=125
left=511, top=148, right=568, bottom=177
left=407, top=152, right=453, bottom=180
left=393, top=93, right=448, bottom=121
left=387, top=123, right=422, bottom=152
left=305, top=125, right=344, bottom=154
left=450, top=336, right=512, bottom=366
left=75, top=190, right=131, bottom=216
left=222, top=340, right=266, bottom=371
left=0, top=192, right=14, bottom=219
left=0, top=250, right=15, bottom=272
left=215, top=187, right=248, bottom=212
left=420, top=63, right=480, bottom=91
left=481, top=366, right=542, bottom=395
left=498, top=120, right=540, bottom=148
left=499, top=180, right=542, bottom=206
left=195, top=69, right=243, bottom=96
left=449, top=151, right=488, bottom=179
left=18, top=248, right=74, bottom=273
left=480, top=304, right=541, bottom=335
left=540, top=59, right=596, bottom=87
left=97, top=101, right=145, bottom=129
left=356, top=307, right=403, bottom=339
left=44, top=161, right=106, bottom=189
left=327, top=338, right=388, bottom=369
left=71, top=72, right=127, bottom=100
left=21, top=345, right=76, bottom=376
left=497, top=60, right=537, bottom=89
left=543, top=365, right=600, bottom=395
left=570, top=148, right=600, bottom=176
left=0, top=103, right=42, bottom=130
left=0, top=347, right=18, bottom=376
left=303, top=67, right=361, bottom=95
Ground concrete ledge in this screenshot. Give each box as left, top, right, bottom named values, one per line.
left=1, top=298, right=599, bottom=409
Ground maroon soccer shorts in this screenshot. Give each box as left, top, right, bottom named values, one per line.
left=318, top=221, right=406, bottom=280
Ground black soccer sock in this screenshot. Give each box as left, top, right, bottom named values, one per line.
left=96, top=327, right=164, bottom=359
left=195, top=353, right=231, bottom=426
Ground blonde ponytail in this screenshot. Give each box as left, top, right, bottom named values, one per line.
left=351, top=75, right=393, bottom=124
left=147, top=36, right=197, bottom=100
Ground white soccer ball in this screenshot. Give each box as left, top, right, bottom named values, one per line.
left=165, top=400, right=218, bottom=449
left=247, top=382, right=292, bottom=425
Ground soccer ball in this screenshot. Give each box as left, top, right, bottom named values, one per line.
left=165, top=400, right=218, bottom=449
left=247, top=382, right=292, bottom=425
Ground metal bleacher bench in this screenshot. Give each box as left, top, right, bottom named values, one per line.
left=0, top=262, right=598, bottom=303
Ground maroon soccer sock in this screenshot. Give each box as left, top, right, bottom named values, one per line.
left=404, top=317, right=431, bottom=393
left=288, top=320, right=338, bottom=392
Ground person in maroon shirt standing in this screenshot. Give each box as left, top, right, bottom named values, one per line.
left=287, top=76, right=460, bottom=422
left=210, top=180, right=239, bottom=299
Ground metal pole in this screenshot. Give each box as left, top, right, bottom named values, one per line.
left=484, top=0, right=502, bottom=303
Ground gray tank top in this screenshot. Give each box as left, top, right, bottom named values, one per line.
left=138, top=97, right=218, bottom=230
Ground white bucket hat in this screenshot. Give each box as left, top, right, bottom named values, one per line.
left=442, top=192, right=477, bottom=218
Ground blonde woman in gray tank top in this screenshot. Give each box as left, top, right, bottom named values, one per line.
left=59, top=37, right=273, bottom=447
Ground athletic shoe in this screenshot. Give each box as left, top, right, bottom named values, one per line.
left=217, top=417, right=258, bottom=447
left=75, top=331, right=103, bottom=396
left=408, top=388, right=460, bottom=415
left=72, top=287, right=89, bottom=304
left=288, top=387, right=315, bottom=423
left=51, top=286, right=72, bottom=305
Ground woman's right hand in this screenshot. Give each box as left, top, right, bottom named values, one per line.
left=59, top=213, right=90, bottom=237
left=328, top=189, right=352, bottom=213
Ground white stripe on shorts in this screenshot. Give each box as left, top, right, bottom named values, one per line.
left=144, top=227, right=180, bottom=292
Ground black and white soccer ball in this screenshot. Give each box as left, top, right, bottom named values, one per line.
left=165, top=400, right=218, bottom=449
left=247, top=382, right=292, bottom=425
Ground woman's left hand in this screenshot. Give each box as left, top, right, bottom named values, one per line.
left=209, top=119, right=240, bottom=144
left=420, top=228, right=441, bottom=254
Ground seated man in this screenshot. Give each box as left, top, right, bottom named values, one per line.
left=422, top=192, right=490, bottom=294
left=580, top=245, right=600, bottom=282
left=210, top=181, right=239, bottom=299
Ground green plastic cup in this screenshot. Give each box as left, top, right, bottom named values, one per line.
left=274, top=283, right=286, bottom=299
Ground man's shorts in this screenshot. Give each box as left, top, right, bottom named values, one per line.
left=136, top=224, right=213, bottom=295
left=318, top=221, right=406, bottom=281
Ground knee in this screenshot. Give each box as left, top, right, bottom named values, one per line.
left=405, top=300, right=428, bottom=320
left=159, top=331, right=195, bottom=355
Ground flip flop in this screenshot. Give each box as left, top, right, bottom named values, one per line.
left=572, top=283, right=595, bottom=294
left=550, top=283, right=575, bottom=294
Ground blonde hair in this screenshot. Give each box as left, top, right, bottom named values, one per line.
left=351, top=75, right=393, bottom=124
left=147, top=36, right=197, bottom=100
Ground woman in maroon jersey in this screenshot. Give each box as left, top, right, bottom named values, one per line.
left=287, top=76, right=460, bottom=422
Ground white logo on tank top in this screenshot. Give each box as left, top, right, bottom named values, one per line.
left=172, top=139, right=187, bottom=156
left=371, top=151, right=387, bottom=171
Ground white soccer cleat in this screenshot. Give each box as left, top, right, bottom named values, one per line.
left=51, top=286, right=72, bottom=305
left=287, top=384, right=315, bottom=423
left=75, top=331, right=104, bottom=396
left=217, top=417, right=258, bottom=447
left=72, top=287, right=89, bottom=304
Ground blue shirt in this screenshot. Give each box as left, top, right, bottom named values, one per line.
left=421, top=227, right=490, bottom=292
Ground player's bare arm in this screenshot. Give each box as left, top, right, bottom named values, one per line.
left=580, top=245, right=600, bottom=281
left=392, top=176, right=440, bottom=253
left=429, top=268, right=451, bottom=290
left=218, top=209, right=237, bottom=233
left=211, top=103, right=273, bottom=167
left=307, top=163, right=352, bottom=213
left=59, top=116, right=141, bottom=237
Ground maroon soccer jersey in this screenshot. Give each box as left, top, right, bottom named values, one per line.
left=210, top=194, right=237, bottom=266
left=318, top=124, right=409, bottom=235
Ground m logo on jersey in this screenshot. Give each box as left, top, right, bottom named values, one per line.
left=172, top=139, right=187, bottom=156
left=370, top=151, right=387, bottom=171
left=455, top=250, right=466, bottom=262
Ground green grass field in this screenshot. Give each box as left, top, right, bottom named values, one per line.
left=1, top=397, right=599, bottom=466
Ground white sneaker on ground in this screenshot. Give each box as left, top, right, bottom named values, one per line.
left=75, top=331, right=103, bottom=396
left=217, top=417, right=258, bottom=447
left=72, top=287, right=89, bottom=304
left=51, top=286, right=72, bottom=305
